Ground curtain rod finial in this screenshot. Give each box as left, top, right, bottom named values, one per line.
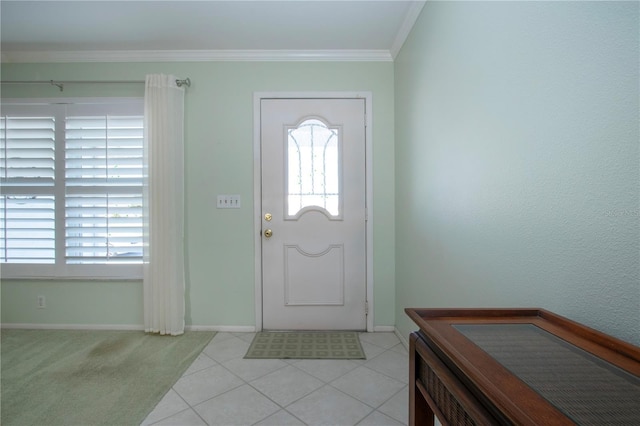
left=50, top=80, right=64, bottom=91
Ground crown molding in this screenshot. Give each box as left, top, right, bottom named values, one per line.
left=390, top=1, right=426, bottom=59
left=1, top=49, right=394, bottom=63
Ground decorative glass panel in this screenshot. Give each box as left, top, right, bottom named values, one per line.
left=287, top=119, right=340, bottom=217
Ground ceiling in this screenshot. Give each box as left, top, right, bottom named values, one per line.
left=1, top=1, right=425, bottom=62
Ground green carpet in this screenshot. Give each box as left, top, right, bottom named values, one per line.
left=244, top=331, right=366, bottom=359
left=1, top=329, right=215, bottom=426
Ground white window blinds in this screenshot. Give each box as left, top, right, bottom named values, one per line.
left=0, top=116, right=56, bottom=263
left=0, top=99, right=144, bottom=278
left=65, top=115, right=143, bottom=264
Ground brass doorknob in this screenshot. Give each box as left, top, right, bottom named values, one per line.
left=264, top=229, right=273, bottom=238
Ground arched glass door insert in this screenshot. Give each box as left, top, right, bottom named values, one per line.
left=286, top=118, right=342, bottom=218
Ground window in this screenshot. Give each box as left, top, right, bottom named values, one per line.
left=0, top=99, right=144, bottom=279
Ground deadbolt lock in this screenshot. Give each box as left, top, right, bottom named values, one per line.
left=264, top=213, right=272, bottom=222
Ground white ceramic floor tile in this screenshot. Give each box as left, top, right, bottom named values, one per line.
left=141, top=389, right=190, bottom=426
left=331, top=366, right=406, bottom=408
left=222, top=357, right=289, bottom=382
left=231, top=331, right=257, bottom=343
left=377, top=386, right=408, bottom=425
left=250, top=365, right=324, bottom=406
left=151, top=408, right=207, bottom=426
left=202, top=335, right=250, bottom=363
left=364, top=350, right=409, bottom=383
left=254, top=409, right=306, bottom=426
left=172, top=364, right=244, bottom=406
left=194, top=385, right=280, bottom=426
left=182, top=353, right=218, bottom=377
left=144, top=332, right=410, bottom=426
left=358, top=341, right=387, bottom=361
left=291, top=359, right=360, bottom=382
left=208, top=332, right=236, bottom=343
left=357, top=410, right=405, bottom=426
left=287, top=385, right=373, bottom=426
left=359, top=333, right=401, bottom=349
left=389, top=343, right=409, bottom=355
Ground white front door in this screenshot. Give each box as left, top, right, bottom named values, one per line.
left=260, top=98, right=367, bottom=330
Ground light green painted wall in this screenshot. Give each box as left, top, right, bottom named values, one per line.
left=1, top=280, right=143, bottom=326
left=395, top=1, right=639, bottom=345
left=1, top=61, right=396, bottom=328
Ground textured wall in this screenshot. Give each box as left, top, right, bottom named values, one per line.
left=395, top=1, right=639, bottom=344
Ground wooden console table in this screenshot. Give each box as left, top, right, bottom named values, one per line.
left=405, top=308, right=640, bottom=425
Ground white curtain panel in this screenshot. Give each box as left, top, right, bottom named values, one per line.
left=143, top=74, right=185, bottom=335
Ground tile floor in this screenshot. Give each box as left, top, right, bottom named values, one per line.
left=141, top=332, right=409, bottom=426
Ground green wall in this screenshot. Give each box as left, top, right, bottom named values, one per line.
left=395, top=1, right=639, bottom=345
left=1, top=61, right=396, bottom=328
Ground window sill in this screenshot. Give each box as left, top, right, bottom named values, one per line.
left=0, top=264, right=143, bottom=281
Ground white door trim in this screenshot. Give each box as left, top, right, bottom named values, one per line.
left=253, top=92, right=374, bottom=332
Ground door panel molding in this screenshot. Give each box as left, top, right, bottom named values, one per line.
left=253, top=92, right=374, bottom=331
left=284, top=243, right=344, bottom=306
left=286, top=206, right=340, bottom=221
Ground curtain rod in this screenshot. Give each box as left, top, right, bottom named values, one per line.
left=0, top=78, right=191, bottom=92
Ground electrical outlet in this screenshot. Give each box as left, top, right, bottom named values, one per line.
left=37, top=295, right=46, bottom=309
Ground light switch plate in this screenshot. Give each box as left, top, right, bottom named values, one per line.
left=217, top=194, right=241, bottom=209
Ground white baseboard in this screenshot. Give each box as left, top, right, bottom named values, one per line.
left=2, top=324, right=401, bottom=337
left=1, top=323, right=256, bottom=332
left=372, top=325, right=396, bottom=332
left=185, top=325, right=256, bottom=332
left=394, top=327, right=409, bottom=350
left=1, top=323, right=144, bottom=331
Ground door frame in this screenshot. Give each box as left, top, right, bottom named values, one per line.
left=253, top=92, right=374, bottom=332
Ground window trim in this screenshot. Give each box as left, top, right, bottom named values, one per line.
left=1, top=97, right=144, bottom=280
